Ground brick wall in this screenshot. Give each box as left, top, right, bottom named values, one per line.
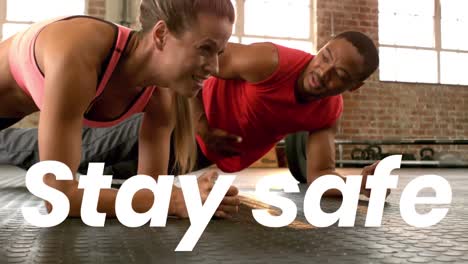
left=316, top=0, right=468, bottom=160
left=11, top=0, right=468, bottom=163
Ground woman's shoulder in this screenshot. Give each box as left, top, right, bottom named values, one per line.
left=35, top=16, right=118, bottom=68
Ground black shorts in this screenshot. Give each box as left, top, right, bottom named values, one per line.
left=0, top=118, right=22, bottom=131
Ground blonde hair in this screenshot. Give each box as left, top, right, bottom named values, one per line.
left=138, top=0, right=235, bottom=174
left=139, top=0, right=235, bottom=35
left=172, top=95, right=196, bottom=174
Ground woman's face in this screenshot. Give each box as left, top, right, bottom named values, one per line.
left=159, top=13, right=233, bottom=97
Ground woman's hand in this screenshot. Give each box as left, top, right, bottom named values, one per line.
left=170, top=170, right=240, bottom=218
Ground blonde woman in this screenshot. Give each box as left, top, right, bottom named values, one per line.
left=0, top=0, right=239, bottom=218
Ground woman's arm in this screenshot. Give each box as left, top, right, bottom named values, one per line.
left=139, top=90, right=240, bottom=218
left=39, top=44, right=103, bottom=216
left=37, top=19, right=155, bottom=217
left=138, top=89, right=175, bottom=178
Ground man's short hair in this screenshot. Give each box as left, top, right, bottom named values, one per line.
left=333, top=31, right=379, bottom=81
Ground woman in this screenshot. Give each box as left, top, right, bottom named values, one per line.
left=0, top=0, right=239, bottom=218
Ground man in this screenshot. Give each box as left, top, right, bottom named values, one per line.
left=0, top=31, right=380, bottom=199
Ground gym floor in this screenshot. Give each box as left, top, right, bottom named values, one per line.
left=1, top=165, right=467, bottom=263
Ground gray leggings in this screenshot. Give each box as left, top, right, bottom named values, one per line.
left=0, top=114, right=212, bottom=178
left=0, top=115, right=141, bottom=178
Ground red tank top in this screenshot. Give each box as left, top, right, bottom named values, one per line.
left=196, top=43, right=343, bottom=172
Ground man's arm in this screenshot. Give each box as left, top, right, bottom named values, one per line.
left=191, top=42, right=279, bottom=155
left=216, top=42, right=279, bottom=83
left=306, top=124, right=385, bottom=198
left=192, top=93, right=209, bottom=137
left=192, top=93, right=242, bottom=157
left=306, top=124, right=345, bottom=197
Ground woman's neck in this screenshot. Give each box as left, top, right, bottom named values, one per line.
left=116, top=31, right=170, bottom=89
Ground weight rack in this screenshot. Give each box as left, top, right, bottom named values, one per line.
left=336, top=139, right=468, bottom=168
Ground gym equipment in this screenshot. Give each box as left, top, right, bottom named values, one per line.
left=284, top=133, right=468, bottom=181
left=335, top=139, right=468, bottom=168
left=364, top=145, right=382, bottom=160
left=284, top=132, right=308, bottom=183
left=363, top=144, right=416, bottom=161
left=420, top=147, right=435, bottom=161
left=351, top=148, right=368, bottom=160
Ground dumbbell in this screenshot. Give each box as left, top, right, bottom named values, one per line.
left=420, top=147, right=435, bottom=161
left=285, top=132, right=308, bottom=183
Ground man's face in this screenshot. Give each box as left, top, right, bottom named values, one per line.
left=160, top=13, right=233, bottom=97
left=297, top=38, right=365, bottom=101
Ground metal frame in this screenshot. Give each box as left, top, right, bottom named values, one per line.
left=232, top=0, right=315, bottom=52
left=335, top=139, right=468, bottom=145
left=336, top=139, right=468, bottom=168
left=335, top=159, right=468, bottom=167
left=379, top=0, right=468, bottom=85
left=278, top=137, right=468, bottom=167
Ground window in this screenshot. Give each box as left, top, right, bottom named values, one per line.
left=0, top=0, right=86, bottom=40
left=379, top=0, right=468, bottom=85
left=230, top=0, right=314, bottom=53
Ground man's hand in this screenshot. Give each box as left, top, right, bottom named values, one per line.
left=360, top=161, right=391, bottom=199
left=170, top=170, right=240, bottom=218
left=200, top=127, right=242, bottom=157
